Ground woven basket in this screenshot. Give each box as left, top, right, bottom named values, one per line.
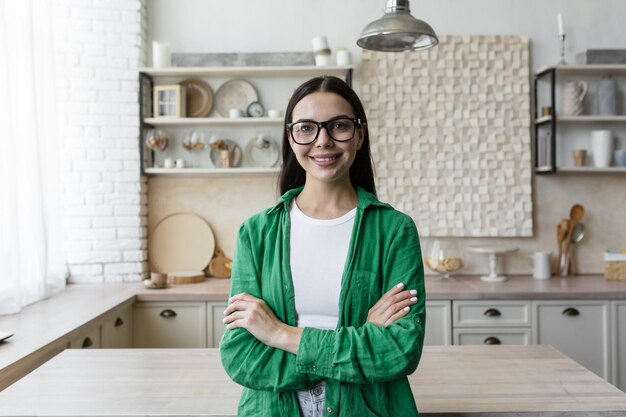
left=605, top=261, right=626, bottom=281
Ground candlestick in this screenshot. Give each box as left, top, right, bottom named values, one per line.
left=559, top=34, right=567, bottom=65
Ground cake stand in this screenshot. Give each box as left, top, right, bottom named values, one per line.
left=468, top=246, right=519, bottom=283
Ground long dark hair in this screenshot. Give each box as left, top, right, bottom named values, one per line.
left=278, top=76, right=376, bottom=196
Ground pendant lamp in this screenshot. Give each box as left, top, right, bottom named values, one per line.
left=357, top=0, right=438, bottom=52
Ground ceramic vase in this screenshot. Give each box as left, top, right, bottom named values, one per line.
left=563, top=80, right=588, bottom=116
left=597, top=75, right=618, bottom=115
left=591, top=130, right=613, bottom=167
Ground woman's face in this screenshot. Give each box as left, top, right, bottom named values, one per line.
left=288, top=92, right=365, bottom=186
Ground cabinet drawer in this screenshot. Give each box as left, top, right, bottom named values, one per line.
left=453, top=300, right=531, bottom=327
left=454, top=328, right=531, bottom=346
left=133, top=302, right=207, bottom=348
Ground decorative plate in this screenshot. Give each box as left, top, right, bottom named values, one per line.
left=214, top=79, right=258, bottom=117
left=149, top=213, right=215, bottom=274
left=245, top=136, right=280, bottom=167
left=180, top=79, right=213, bottom=117
left=209, top=140, right=243, bottom=168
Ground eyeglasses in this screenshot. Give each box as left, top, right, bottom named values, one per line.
left=287, top=117, right=362, bottom=145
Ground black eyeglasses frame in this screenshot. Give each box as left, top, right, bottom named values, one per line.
left=286, top=117, right=362, bottom=145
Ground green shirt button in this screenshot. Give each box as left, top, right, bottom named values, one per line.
left=327, top=407, right=333, bottom=413
left=311, top=364, right=317, bottom=371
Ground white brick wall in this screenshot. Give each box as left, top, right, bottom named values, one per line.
left=54, top=0, right=147, bottom=283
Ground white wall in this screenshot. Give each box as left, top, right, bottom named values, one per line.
left=146, top=0, right=626, bottom=275
left=56, top=0, right=148, bottom=283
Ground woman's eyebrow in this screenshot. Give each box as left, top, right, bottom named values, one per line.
left=293, top=114, right=352, bottom=123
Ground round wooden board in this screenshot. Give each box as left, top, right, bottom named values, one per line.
left=149, top=213, right=215, bottom=274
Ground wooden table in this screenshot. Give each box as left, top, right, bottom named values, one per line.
left=0, top=345, right=625, bottom=416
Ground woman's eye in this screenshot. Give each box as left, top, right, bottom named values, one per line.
left=332, top=121, right=349, bottom=130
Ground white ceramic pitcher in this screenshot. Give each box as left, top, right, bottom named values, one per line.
left=563, top=80, right=588, bottom=116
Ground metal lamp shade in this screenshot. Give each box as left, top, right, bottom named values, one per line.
left=357, top=0, right=438, bottom=52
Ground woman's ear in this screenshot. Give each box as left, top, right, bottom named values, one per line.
left=356, top=122, right=367, bottom=150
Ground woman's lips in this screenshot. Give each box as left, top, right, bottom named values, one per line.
left=309, top=153, right=340, bottom=167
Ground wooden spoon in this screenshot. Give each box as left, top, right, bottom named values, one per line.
left=562, top=204, right=585, bottom=275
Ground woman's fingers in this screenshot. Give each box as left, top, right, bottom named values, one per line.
left=384, top=306, right=411, bottom=327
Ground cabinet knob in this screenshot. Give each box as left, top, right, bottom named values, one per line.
left=484, top=308, right=501, bottom=317
left=160, top=309, right=177, bottom=318
left=82, top=337, right=93, bottom=348
left=114, top=317, right=124, bottom=327
left=483, top=336, right=501, bottom=345
left=562, top=307, right=580, bottom=317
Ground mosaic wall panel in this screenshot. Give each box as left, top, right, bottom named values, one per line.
left=359, top=35, right=532, bottom=236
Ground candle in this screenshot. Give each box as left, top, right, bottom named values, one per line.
left=557, top=13, right=564, bottom=36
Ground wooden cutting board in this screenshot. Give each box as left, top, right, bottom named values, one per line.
left=149, top=213, right=215, bottom=274
left=167, top=271, right=206, bottom=284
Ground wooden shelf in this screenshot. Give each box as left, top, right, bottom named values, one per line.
left=139, top=65, right=354, bottom=77
left=536, top=64, right=626, bottom=76
left=535, top=115, right=626, bottom=124
left=144, top=117, right=283, bottom=126
left=145, top=167, right=280, bottom=176
left=557, top=167, right=626, bottom=173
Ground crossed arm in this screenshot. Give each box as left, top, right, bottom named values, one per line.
left=219, top=218, right=425, bottom=390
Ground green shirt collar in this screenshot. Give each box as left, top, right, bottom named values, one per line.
left=268, top=185, right=390, bottom=215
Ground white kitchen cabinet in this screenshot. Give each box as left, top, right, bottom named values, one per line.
left=424, top=301, right=451, bottom=345
left=206, top=302, right=228, bottom=348
left=454, top=328, right=531, bottom=346
left=133, top=302, right=207, bottom=348
left=101, top=306, right=133, bottom=348
left=450, top=300, right=532, bottom=346
left=533, top=300, right=611, bottom=380
left=612, top=300, right=626, bottom=391
left=453, top=300, right=531, bottom=328
left=69, top=326, right=101, bottom=349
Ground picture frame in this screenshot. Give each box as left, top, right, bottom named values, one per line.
left=153, top=84, right=186, bottom=118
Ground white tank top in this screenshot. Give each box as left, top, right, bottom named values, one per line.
left=289, top=200, right=356, bottom=330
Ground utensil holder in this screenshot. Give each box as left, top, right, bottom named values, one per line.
left=220, top=149, right=234, bottom=168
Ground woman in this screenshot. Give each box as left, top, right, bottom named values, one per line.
left=220, top=76, right=425, bottom=417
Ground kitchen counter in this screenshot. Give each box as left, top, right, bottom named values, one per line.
left=2, top=275, right=626, bottom=391
left=0, top=345, right=625, bottom=416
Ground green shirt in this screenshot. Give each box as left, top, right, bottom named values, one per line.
left=220, top=186, right=426, bottom=417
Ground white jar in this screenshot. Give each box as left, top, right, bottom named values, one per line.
left=591, top=130, right=613, bottom=167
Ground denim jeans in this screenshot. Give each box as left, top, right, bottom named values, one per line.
left=296, top=380, right=326, bottom=417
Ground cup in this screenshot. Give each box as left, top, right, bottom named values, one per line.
left=220, top=149, right=234, bottom=168
left=614, top=149, right=626, bottom=167
left=163, top=158, right=174, bottom=168
left=150, top=272, right=167, bottom=286
left=229, top=108, right=243, bottom=118
left=314, top=54, right=332, bottom=66
left=267, top=109, right=282, bottom=118
left=530, top=251, right=552, bottom=280
left=541, top=106, right=552, bottom=117
left=175, top=158, right=185, bottom=168
left=591, top=130, right=613, bottom=167
left=336, top=48, right=352, bottom=66
left=152, top=41, right=171, bottom=68
left=572, top=149, right=587, bottom=167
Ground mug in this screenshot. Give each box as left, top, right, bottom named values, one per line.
left=150, top=272, right=167, bottom=286
left=229, top=108, right=243, bottom=118
left=530, top=251, right=552, bottom=280
left=572, top=149, right=587, bottom=167
left=267, top=109, right=282, bottom=118
left=175, top=158, right=185, bottom=168
left=163, top=158, right=174, bottom=169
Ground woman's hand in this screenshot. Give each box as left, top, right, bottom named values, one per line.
left=367, top=283, right=418, bottom=327
left=223, top=292, right=302, bottom=353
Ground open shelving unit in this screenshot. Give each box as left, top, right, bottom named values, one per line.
left=533, top=64, right=626, bottom=174
left=139, top=65, right=354, bottom=176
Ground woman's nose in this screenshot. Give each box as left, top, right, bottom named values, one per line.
left=315, top=127, right=334, bottom=147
